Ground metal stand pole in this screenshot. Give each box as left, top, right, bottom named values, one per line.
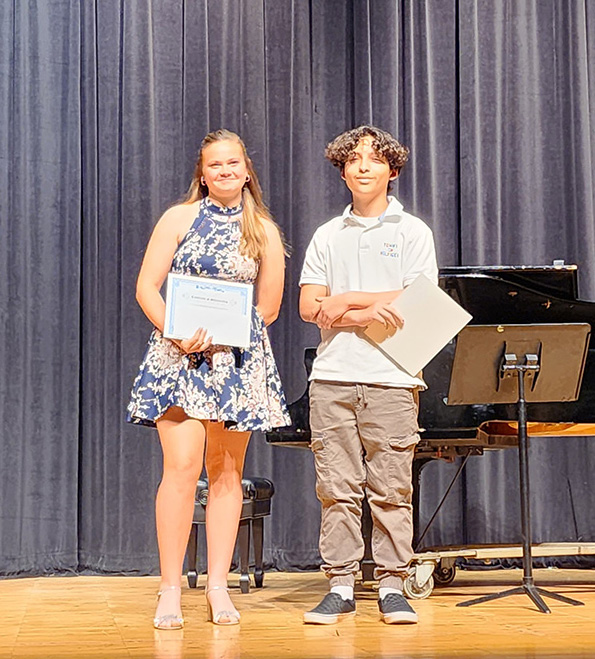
left=458, top=363, right=584, bottom=612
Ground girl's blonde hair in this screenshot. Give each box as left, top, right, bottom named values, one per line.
left=184, top=129, right=272, bottom=261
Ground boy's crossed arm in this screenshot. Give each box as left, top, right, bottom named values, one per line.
left=299, top=284, right=404, bottom=330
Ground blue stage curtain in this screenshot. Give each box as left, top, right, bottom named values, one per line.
left=1, top=0, right=594, bottom=574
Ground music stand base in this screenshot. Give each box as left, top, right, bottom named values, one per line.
left=456, top=581, right=584, bottom=613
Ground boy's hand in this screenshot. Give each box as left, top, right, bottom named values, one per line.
left=351, top=302, right=404, bottom=329
left=315, top=294, right=350, bottom=329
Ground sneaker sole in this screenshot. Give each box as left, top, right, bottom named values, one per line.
left=380, top=611, right=419, bottom=624
left=303, top=610, right=356, bottom=625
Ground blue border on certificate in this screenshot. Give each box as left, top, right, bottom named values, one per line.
left=165, top=274, right=252, bottom=342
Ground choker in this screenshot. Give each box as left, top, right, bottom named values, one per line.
left=204, top=197, right=243, bottom=216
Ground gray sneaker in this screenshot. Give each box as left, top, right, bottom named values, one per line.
left=378, top=593, right=418, bottom=624
left=303, top=592, right=356, bottom=625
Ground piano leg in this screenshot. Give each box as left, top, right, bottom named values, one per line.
left=412, top=458, right=432, bottom=549
left=361, top=498, right=374, bottom=583
left=252, top=517, right=265, bottom=588
left=411, top=380, right=424, bottom=548
left=238, top=519, right=251, bottom=594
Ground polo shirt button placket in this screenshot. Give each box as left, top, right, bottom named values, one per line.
left=358, top=231, right=371, bottom=285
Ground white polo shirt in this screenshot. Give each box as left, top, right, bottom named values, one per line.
left=299, top=196, right=438, bottom=388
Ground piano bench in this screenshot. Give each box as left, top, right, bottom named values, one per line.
left=185, top=477, right=275, bottom=594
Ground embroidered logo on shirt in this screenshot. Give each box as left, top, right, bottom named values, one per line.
left=380, top=242, right=399, bottom=258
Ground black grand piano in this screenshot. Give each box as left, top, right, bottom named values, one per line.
left=266, top=265, right=595, bottom=586
left=268, top=265, right=595, bottom=452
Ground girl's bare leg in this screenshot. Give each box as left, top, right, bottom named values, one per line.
left=154, top=407, right=206, bottom=627
left=204, top=422, right=251, bottom=622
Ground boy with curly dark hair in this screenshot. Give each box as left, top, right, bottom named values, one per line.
left=299, top=125, right=438, bottom=625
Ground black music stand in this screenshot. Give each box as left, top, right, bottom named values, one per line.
left=446, top=323, right=590, bottom=613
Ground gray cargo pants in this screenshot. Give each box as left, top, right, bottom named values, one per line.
left=309, top=380, right=419, bottom=590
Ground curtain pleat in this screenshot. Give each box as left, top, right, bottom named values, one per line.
left=0, top=0, right=81, bottom=573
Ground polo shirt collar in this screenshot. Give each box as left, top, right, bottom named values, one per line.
left=341, top=195, right=404, bottom=226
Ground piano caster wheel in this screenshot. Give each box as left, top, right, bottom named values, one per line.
left=403, top=573, right=434, bottom=600
left=433, top=562, right=456, bottom=587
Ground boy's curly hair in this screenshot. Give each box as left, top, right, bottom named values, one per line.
left=325, top=125, right=410, bottom=173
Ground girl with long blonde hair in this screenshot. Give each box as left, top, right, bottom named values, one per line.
left=127, top=129, right=290, bottom=628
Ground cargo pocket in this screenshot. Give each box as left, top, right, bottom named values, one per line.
left=310, top=433, right=336, bottom=504
left=385, top=437, right=416, bottom=505
left=389, top=391, right=420, bottom=449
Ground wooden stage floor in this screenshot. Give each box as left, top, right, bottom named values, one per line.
left=1, top=569, right=594, bottom=658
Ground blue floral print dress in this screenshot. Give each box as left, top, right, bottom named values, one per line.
left=126, top=198, right=291, bottom=432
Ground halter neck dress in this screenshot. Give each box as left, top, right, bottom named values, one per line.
left=126, top=198, right=291, bottom=432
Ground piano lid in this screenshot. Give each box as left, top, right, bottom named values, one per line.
left=440, top=264, right=579, bottom=300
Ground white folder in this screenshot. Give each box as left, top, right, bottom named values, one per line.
left=363, top=274, right=472, bottom=377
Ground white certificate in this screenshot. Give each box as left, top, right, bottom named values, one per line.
left=163, top=273, right=253, bottom=349
left=363, top=273, right=472, bottom=376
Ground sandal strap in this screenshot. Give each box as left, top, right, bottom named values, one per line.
left=154, top=614, right=184, bottom=624
left=206, top=585, right=229, bottom=593
left=157, top=585, right=181, bottom=597
left=213, top=610, right=240, bottom=624
left=153, top=613, right=184, bottom=629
